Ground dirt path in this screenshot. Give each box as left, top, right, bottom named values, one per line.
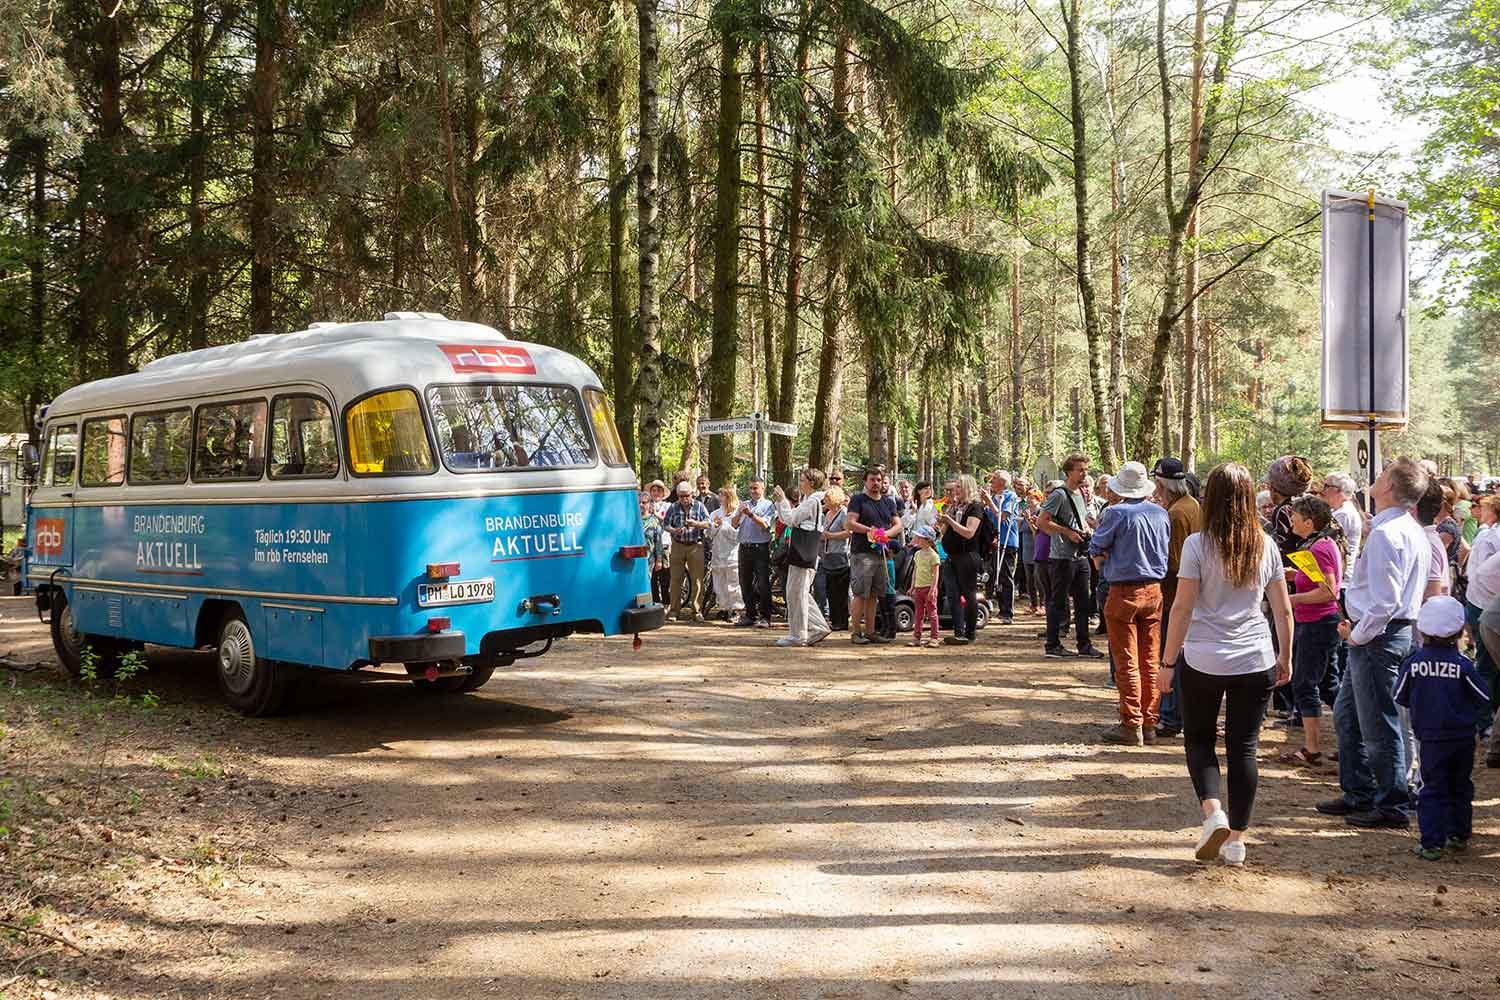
left=2, top=597, right=1497, bottom=998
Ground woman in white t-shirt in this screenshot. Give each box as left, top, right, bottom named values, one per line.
left=1160, top=463, right=1294, bottom=867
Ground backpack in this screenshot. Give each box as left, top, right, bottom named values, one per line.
left=975, top=505, right=999, bottom=554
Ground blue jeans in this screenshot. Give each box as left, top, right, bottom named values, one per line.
left=1333, top=621, right=1413, bottom=816
left=1158, top=603, right=1182, bottom=729
left=1292, top=615, right=1340, bottom=718
left=1466, top=601, right=1497, bottom=734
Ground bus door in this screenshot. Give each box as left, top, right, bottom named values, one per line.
left=31, top=421, right=78, bottom=573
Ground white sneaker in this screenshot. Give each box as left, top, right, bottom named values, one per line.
left=805, top=631, right=830, bottom=646
left=1220, top=840, right=1246, bottom=866
left=775, top=636, right=802, bottom=647
left=1195, top=809, right=1231, bottom=861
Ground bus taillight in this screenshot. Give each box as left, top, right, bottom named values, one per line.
left=427, top=562, right=460, bottom=579
left=427, top=617, right=451, bottom=633
left=618, top=545, right=649, bottom=559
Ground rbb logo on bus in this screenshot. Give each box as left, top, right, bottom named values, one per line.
left=440, top=344, right=536, bottom=375
left=33, top=518, right=65, bottom=558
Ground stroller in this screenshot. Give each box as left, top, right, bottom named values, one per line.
left=890, top=545, right=992, bottom=635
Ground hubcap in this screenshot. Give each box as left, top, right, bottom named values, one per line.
left=218, top=619, right=257, bottom=695
left=58, top=605, right=83, bottom=660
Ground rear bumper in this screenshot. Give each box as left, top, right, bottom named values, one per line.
left=369, top=631, right=467, bottom=662
left=622, top=604, right=666, bottom=633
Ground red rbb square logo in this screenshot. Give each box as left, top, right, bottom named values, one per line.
left=34, top=518, right=65, bottom=557
left=439, top=344, right=536, bottom=375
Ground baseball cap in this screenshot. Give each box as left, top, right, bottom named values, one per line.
left=1151, top=457, right=1186, bottom=481
left=674, top=481, right=692, bottom=495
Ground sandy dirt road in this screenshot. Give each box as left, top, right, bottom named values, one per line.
left=1, top=596, right=1498, bottom=999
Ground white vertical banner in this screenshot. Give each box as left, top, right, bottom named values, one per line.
left=1320, top=189, right=1410, bottom=430
left=1346, top=430, right=1380, bottom=491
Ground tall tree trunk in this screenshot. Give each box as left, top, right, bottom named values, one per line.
left=1136, top=0, right=1239, bottom=462
left=30, top=134, right=46, bottom=360
left=462, top=0, right=483, bottom=310
left=1100, top=27, right=1128, bottom=464
left=96, top=11, right=131, bottom=374
left=1009, top=194, right=1023, bottom=469
left=434, top=0, right=473, bottom=318
left=251, top=0, right=281, bottom=335
left=706, top=22, right=744, bottom=484
left=188, top=0, right=209, bottom=349
left=1062, top=0, right=1112, bottom=463
left=1179, top=0, right=1207, bottom=470
left=634, top=0, right=661, bottom=476
left=678, top=336, right=703, bottom=475
left=605, top=0, right=633, bottom=457
left=753, top=43, right=778, bottom=422
left=1047, top=277, right=1059, bottom=460
left=807, top=31, right=851, bottom=472
left=772, top=3, right=812, bottom=486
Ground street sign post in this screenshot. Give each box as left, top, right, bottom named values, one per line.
left=697, top=413, right=798, bottom=482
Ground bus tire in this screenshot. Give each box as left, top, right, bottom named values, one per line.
left=50, top=594, right=120, bottom=679
left=215, top=611, right=291, bottom=716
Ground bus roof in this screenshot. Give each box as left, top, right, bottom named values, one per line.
left=45, top=316, right=604, bottom=417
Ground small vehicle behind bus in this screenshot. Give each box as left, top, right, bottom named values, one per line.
left=20, top=314, right=664, bottom=713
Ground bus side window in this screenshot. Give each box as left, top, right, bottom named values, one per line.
left=194, top=399, right=268, bottom=481
left=44, top=423, right=78, bottom=487
left=270, top=395, right=339, bottom=478
left=128, top=409, right=191, bottom=484
left=80, top=416, right=128, bottom=487
left=345, top=389, right=434, bottom=477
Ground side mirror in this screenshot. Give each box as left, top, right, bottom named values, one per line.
left=19, top=443, right=40, bottom=481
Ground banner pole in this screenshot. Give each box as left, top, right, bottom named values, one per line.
left=1366, top=188, right=1378, bottom=511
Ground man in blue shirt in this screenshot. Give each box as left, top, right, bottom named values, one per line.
left=662, top=481, right=711, bottom=623
left=986, top=471, right=1021, bottom=625
left=1089, top=461, right=1171, bottom=746
left=1395, top=596, right=1491, bottom=858
left=732, top=478, right=778, bottom=627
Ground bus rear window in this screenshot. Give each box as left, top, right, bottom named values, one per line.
left=346, top=388, right=435, bottom=475
left=129, top=409, right=191, bottom=484
left=582, top=388, right=629, bottom=467
left=426, top=384, right=596, bottom=472
left=81, top=416, right=127, bottom=487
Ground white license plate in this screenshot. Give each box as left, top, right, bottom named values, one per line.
left=417, top=577, right=496, bottom=608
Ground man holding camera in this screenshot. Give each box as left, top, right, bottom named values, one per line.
left=1038, top=454, right=1105, bottom=659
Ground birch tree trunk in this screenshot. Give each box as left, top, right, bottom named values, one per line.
left=772, top=2, right=812, bottom=485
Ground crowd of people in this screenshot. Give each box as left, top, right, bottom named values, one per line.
left=638, top=455, right=1499, bottom=865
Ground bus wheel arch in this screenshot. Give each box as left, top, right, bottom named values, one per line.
left=213, top=605, right=293, bottom=716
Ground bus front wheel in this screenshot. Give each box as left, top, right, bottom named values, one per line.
left=50, top=594, right=123, bottom=679
left=216, top=611, right=292, bottom=716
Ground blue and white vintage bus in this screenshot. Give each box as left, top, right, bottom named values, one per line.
left=20, top=314, right=664, bottom=714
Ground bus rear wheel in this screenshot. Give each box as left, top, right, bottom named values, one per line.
left=216, top=611, right=292, bottom=716
left=50, top=594, right=123, bottom=679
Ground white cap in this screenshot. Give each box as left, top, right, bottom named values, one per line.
left=1417, top=595, right=1465, bottom=639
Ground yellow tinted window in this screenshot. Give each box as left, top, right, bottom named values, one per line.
left=583, top=389, right=629, bottom=467
left=346, top=389, right=434, bottom=475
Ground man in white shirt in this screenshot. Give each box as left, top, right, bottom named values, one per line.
left=1318, top=457, right=1431, bottom=829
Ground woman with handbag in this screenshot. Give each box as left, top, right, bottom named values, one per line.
left=774, top=470, right=832, bottom=647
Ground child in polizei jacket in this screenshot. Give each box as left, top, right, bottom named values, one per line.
left=1395, top=596, right=1492, bottom=860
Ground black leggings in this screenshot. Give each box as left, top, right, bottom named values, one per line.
left=1180, top=658, right=1277, bottom=831
left=946, top=551, right=981, bottom=640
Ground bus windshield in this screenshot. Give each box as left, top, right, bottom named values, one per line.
left=426, top=383, right=596, bottom=472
